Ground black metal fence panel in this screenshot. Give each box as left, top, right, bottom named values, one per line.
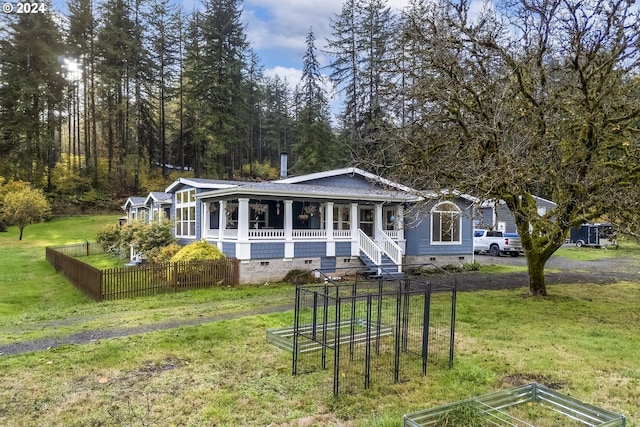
left=292, top=268, right=456, bottom=395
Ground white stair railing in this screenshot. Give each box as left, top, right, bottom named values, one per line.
left=377, top=229, right=403, bottom=273
left=358, top=229, right=382, bottom=274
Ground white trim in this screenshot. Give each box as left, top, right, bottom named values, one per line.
left=165, top=177, right=240, bottom=193
left=275, top=167, right=417, bottom=194
left=431, top=201, right=462, bottom=245
left=175, top=189, right=196, bottom=238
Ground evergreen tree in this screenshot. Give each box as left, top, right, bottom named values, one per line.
left=95, top=0, right=147, bottom=192
left=0, top=11, right=66, bottom=186
left=326, top=0, right=397, bottom=169
left=67, top=0, right=95, bottom=175
left=292, top=29, right=341, bottom=175
left=198, top=0, right=249, bottom=178
left=262, top=75, right=294, bottom=165
left=181, top=10, right=207, bottom=177
left=145, top=0, right=180, bottom=177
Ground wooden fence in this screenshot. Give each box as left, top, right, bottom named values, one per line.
left=46, top=243, right=239, bottom=301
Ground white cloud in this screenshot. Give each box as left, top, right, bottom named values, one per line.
left=264, top=66, right=302, bottom=84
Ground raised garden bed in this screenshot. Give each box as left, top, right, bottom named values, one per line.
left=404, top=383, right=625, bottom=427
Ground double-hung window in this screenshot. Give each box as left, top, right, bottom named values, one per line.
left=431, top=202, right=461, bottom=244
left=175, top=189, right=196, bottom=237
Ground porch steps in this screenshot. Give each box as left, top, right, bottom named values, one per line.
left=358, top=252, right=404, bottom=280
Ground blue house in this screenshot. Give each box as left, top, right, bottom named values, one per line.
left=143, top=192, right=173, bottom=223
left=122, top=196, right=149, bottom=223
left=156, top=167, right=475, bottom=283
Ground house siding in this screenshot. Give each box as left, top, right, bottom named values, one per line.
left=222, top=242, right=236, bottom=258
left=320, top=257, right=337, bottom=272
left=335, top=242, right=351, bottom=257
left=495, top=203, right=517, bottom=233
left=294, top=242, right=326, bottom=257
left=251, top=242, right=285, bottom=259
left=405, top=198, right=474, bottom=256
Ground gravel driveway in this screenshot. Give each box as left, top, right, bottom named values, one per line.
left=1, top=251, right=637, bottom=357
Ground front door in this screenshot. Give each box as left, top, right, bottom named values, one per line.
left=359, top=206, right=374, bottom=237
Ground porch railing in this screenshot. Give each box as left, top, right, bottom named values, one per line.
left=292, top=229, right=327, bottom=238
left=378, top=229, right=403, bottom=272
left=249, top=228, right=285, bottom=239
left=333, top=229, right=352, bottom=239
left=358, top=229, right=382, bottom=269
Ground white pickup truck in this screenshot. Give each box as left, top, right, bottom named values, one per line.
left=474, top=229, right=523, bottom=257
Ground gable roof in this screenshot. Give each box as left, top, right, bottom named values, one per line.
left=122, top=196, right=147, bottom=210
left=165, top=177, right=245, bottom=193
left=145, top=192, right=172, bottom=205
left=276, top=167, right=416, bottom=194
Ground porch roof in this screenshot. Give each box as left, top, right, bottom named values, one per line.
left=195, top=181, right=419, bottom=203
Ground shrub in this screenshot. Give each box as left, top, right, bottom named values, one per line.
left=170, top=240, right=226, bottom=262
left=136, top=222, right=176, bottom=256
left=96, top=222, right=176, bottom=262
left=146, top=243, right=181, bottom=264
left=96, top=224, right=122, bottom=252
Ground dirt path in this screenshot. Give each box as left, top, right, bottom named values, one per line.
left=1, top=254, right=637, bottom=357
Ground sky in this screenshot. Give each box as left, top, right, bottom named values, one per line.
left=239, top=0, right=412, bottom=84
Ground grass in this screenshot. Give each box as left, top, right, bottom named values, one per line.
left=554, top=236, right=640, bottom=261
left=0, top=218, right=639, bottom=426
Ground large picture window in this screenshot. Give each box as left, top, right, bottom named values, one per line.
left=431, top=202, right=461, bottom=244
left=175, top=189, right=196, bottom=237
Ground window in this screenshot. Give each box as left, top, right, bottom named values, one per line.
left=249, top=202, right=268, bottom=229
left=323, top=204, right=351, bottom=230
left=432, top=202, right=461, bottom=244
left=175, top=189, right=196, bottom=237
left=359, top=206, right=374, bottom=237
left=226, top=202, right=238, bottom=229
left=383, top=207, right=398, bottom=230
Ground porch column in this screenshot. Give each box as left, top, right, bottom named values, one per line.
left=201, top=202, right=209, bottom=239
left=217, top=200, right=227, bottom=249
left=236, top=198, right=250, bottom=260
left=397, top=204, right=405, bottom=239
left=374, top=203, right=383, bottom=243
left=325, top=202, right=335, bottom=256
left=284, top=200, right=294, bottom=259
left=350, top=202, right=359, bottom=256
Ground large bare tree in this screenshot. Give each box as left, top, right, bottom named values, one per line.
left=392, top=0, right=640, bottom=295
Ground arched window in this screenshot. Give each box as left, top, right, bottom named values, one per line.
left=431, top=202, right=461, bottom=244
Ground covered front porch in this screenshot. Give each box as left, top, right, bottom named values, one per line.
left=199, top=197, right=406, bottom=273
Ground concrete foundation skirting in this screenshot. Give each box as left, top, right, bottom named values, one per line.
left=237, top=256, right=363, bottom=284
left=404, top=254, right=471, bottom=267
left=237, top=254, right=474, bottom=284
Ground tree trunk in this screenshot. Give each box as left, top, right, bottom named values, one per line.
left=19, top=226, right=24, bottom=241
left=525, top=250, right=547, bottom=296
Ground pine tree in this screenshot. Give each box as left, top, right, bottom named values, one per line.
left=198, top=0, right=249, bottom=178
left=67, top=0, right=95, bottom=176
left=0, top=11, right=66, bottom=186
left=145, top=0, right=180, bottom=177
left=327, top=0, right=398, bottom=169
left=292, top=29, right=341, bottom=175
left=262, top=75, right=294, bottom=166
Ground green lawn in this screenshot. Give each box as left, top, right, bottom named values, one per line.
left=554, top=236, right=640, bottom=261
left=0, top=217, right=638, bottom=426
